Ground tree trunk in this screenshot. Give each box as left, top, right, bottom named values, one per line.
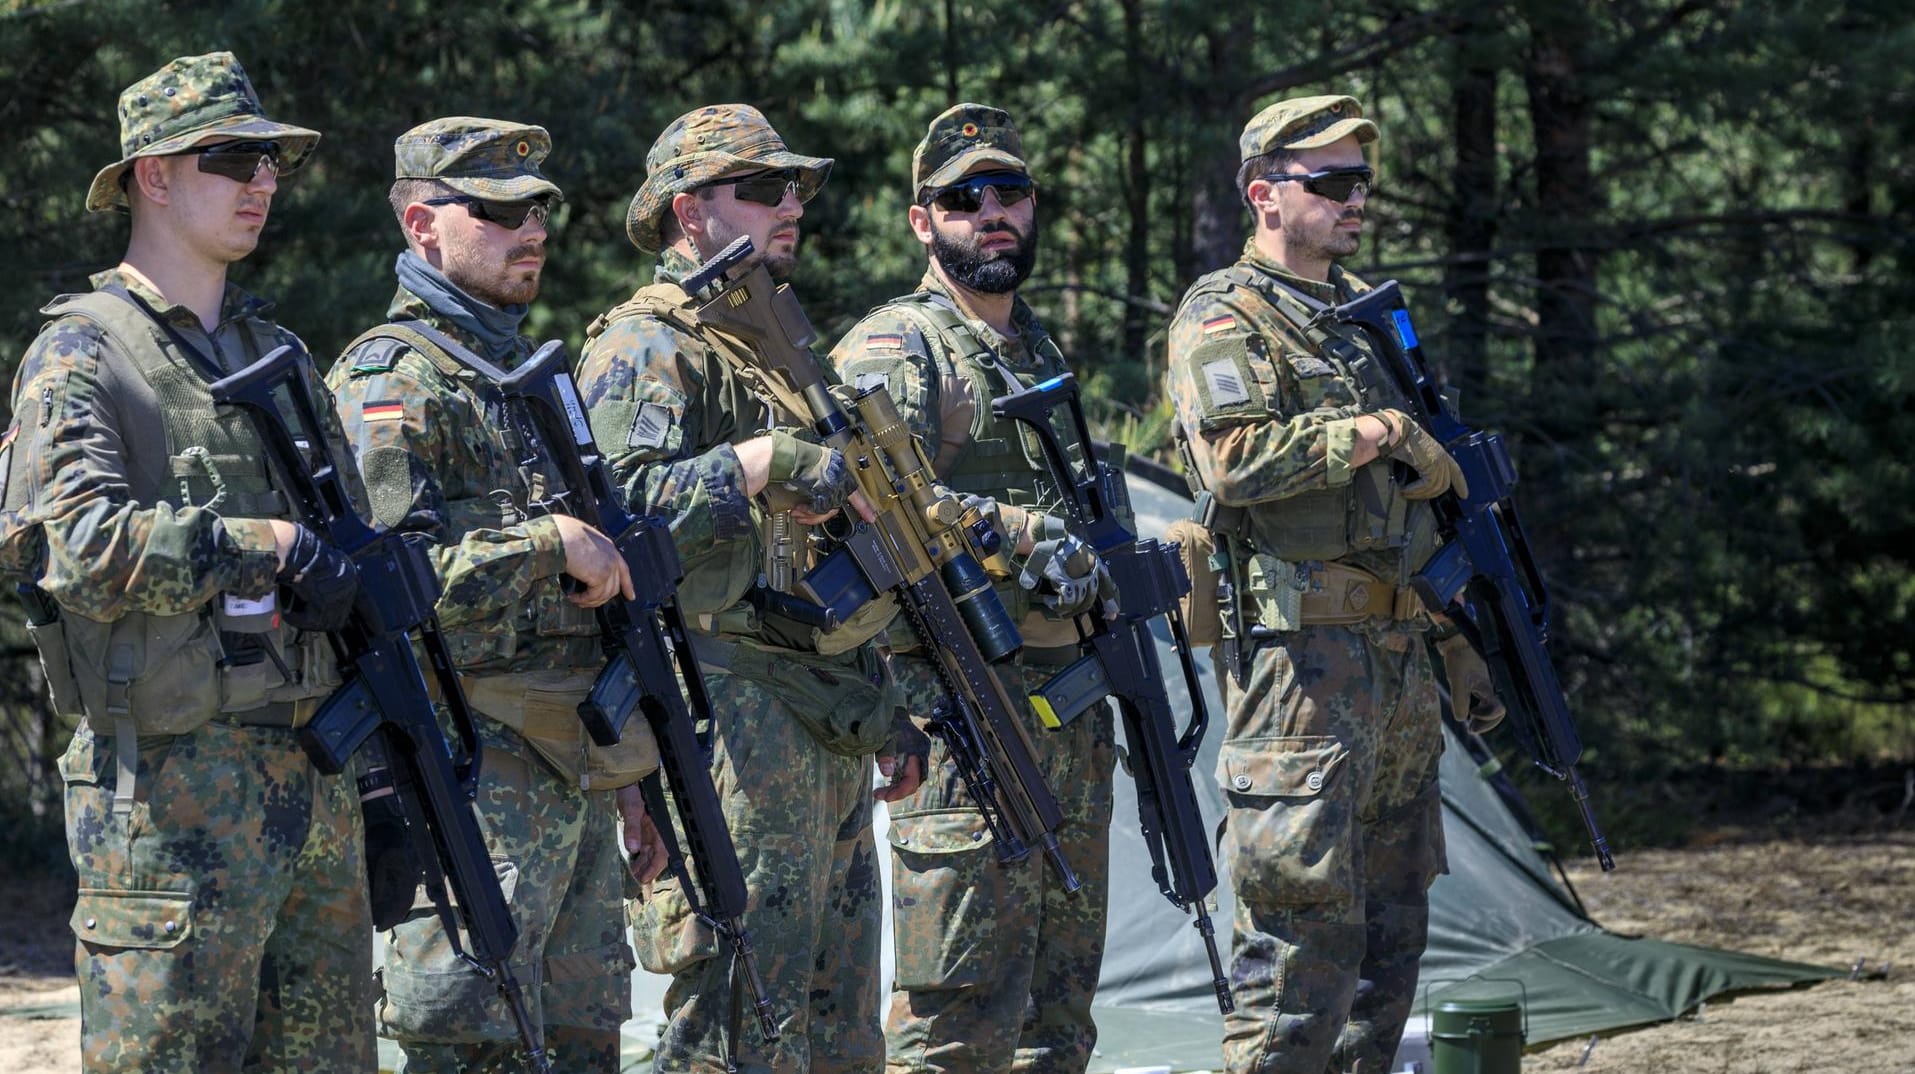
left=1121, top=0, right=1151, bottom=364
left=1445, top=38, right=1499, bottom=400
left=1188, top=22, right=1250, bottom=281
left=1524, top=3, right=1600, bottom=394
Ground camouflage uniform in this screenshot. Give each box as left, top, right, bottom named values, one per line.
left=1164, top=96, right=1446, bottom=1074
left=325, top=118, right=657, bottom=1074
left=828, top=105, right=1115, bottom=1074
left=577, top=104, right=901, bottom=1074
left=2, top=54, right=376, bottom=1074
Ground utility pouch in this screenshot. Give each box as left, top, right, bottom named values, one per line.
left=1165, top=517, right=1221, bottom=648
left=24, top=600, right=84, bottom=718
left=720, top=638, right=902, bottom=757
left=1245, top=553, right=1305, bottom=633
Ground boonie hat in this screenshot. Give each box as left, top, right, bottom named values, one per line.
left=87, top=51, right=319, bottom=214
left=625, top=104, right=831, bottom=254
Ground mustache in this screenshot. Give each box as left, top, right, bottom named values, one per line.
left=505, top=243, right=544, bottom=262
left=1340, top=209, right=1364, bottom=223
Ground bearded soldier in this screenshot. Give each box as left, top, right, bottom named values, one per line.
left=4, top=53, right=372, bottom=1072
left=828, top=103, right=1118, bottom=1074
left=573, top=104, right=918, bottom=1073
left=1164, top=95, right=1505, bottom=1074
left=326, top=117, right=663, bottom=1073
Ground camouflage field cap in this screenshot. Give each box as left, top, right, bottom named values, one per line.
left=87, top=51, right=320, bottom=214
left=394, top=117, right=562, bottom=202
left=625, top=104, right=832, bottom=254
left=912, top=103, right=1026, bottom=198
left=1238, top=94, right=1378, bottom=161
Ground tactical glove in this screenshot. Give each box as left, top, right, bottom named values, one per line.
left=358, top=761, right=423, bottom=930
left=1016, top=517, right=1118, bottom=621
left=278, top=523, right=360, bottom=632
left=881, top=710, right=931, bottom=782
left=764, top=430, right=858, bottom=514
left=1435, top=632, right=1506, bottom=734
left=1379, top=408, right=1469, bottom=501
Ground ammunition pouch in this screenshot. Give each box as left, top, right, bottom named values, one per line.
left=1165, top=517, right=1222, bottom=648
left=461, top=668, right=659, bottom=791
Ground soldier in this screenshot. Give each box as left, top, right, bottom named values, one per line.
left=1164, top=95, right=1506, bottom=1074
left=325, top=117, right=665, bottom=1074
left=573, top=103, right=916, bottom=1073
left=827, top=103, right=1118, bottom=1074
left=1, top=53, right=372, bottom=1072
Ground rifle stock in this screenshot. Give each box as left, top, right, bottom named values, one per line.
left=685, top=238, right=1081, bottom=892
left=1320, top=282, right=1615, bottom=872
left=209, top=345, right=552, bottom=1072
left=993, top=372, right=1235, bottom=1014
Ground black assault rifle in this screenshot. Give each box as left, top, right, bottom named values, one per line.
left=682, top=236, right=1081, bottom=892
left=408, top=330, right=782, bottom=1046
left=1312, top=281, right=1615, bottom=872
left=208, top=345, right=555, bottom=1071
left=992, top=372, right=1234, bottom=1014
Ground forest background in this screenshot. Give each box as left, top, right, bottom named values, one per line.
left=2, top=0, right=1912, bottom=868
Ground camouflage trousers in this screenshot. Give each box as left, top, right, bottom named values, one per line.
left=883, top=655, right=1116, bottom=1074
left=59, top=718, right=374, bottom=1074
left=1215, top=622, right=1447, bottom=1074
left=631, top=668, right=884, bottom=1073
left=380, top=722, right=635, bottom=1074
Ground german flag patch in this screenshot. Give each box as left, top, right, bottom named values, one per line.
left=1201, top=313, right=1237, bottom=337
left=866, top=332, right=905, bottom=351
left=362, top=401, right=405, bottom=424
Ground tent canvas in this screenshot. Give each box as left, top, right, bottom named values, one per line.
left=608, top=466, right=1836, bottom=1071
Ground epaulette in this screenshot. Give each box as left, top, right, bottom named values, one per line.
left=346, top=335, right=410, bottom=376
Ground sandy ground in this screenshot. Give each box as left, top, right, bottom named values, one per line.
left=3, top=832, right=1910, bottom=1072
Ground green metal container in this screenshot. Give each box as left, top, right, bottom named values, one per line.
left=1430, top=995, right=1525, bottom=1074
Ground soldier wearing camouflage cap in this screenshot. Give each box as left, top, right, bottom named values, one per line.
left=326, top=116, right=664, bottom=1073
left=1164, top=94, right=1502, bottom=1074
left=828, top=102, right=1119, bottom=1074
left=574, top=103, right=915, bottom=1073
left=4, top=52, right=374, bottom=1072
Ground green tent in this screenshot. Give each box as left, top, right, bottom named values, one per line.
left=1078, top=465, right=1836, bottom=1071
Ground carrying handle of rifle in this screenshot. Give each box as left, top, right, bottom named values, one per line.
left=991, top=373, right=1119, bottom=539
left=209, top=344, right=368, bottom=549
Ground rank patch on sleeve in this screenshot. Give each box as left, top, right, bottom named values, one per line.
left=1202, top=313, right=1237, bottom=337
left=865, top=333, right=904, bottom=352
left=627, top=401, right=672, bottom=449
left=1203, top=359, right=1250, bottom=407
left=854, top=371, right=891, bottom=395
left=362, top=401, right=405, bottom=423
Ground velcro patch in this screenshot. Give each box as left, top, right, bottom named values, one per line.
left=1202, top=314, right=1236, bottom=337
left=362, top=401, right=405, bottom=423
left=865, top=333, right=905, bottom=351
left=854, top=371, right=891, bottom=395
left=1203, top=359, right=1251, bottom=407
left=627, top=401, right=672, bottom=449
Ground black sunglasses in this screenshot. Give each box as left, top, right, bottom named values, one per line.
left=924, top=171, right=1035, bottom=214
left=423, top=194, right=553, bottom=230
left=1264, top=166, right=1373, bottom=203
left=705, top=168, right=806, bottom=208
left=183, top=140, right=283, bottom=184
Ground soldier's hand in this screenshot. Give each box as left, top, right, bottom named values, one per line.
left=1017, top=521, right=1117, bottom=620
left=552, top=514, right=635, bottom=609
left=767, top=431, right=859, bottom=514
left=1435, top=632, right=1506, bottom=734
left=873, top=712, right=930, bottom=803
left=1380, top=408, right=1469, bottom=501
left=276, top=523, right=360, bottom=632
left=617, top=784, right=668, bottom=885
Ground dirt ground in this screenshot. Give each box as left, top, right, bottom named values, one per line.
left=2, top=831, right=1910, bottom=1072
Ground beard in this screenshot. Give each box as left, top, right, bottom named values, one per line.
left=1298, top=208, right=1363, bottom=263
left=704, top=215, right=799, bottom=282
left=450, top=241, right=543, bottom=308
left=930, top=215, right=1038, bottom=295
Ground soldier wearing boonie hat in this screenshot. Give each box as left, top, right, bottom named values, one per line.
left=1164, top=93, right=1496, bottom=1074
left=577, top=103, right=915, bottom=1073
left=9, top=53, right=379, bottom=1072
left=327, top=114, right=663, bottom=1073
left=829, top=101, right=1121, bottom=1074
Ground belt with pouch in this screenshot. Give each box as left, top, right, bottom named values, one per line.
left=1298, top=561, right=1425, bottom=625
left=211, top=698, right=316, bottom=729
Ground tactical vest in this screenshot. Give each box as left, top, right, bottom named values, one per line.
left=340, top=320, right=598, bottom=672
left=584, top=282, right=896, bottom=658
left=9, top=291, right=342, bottom=745
left=1173, top=263, right=1438, bottom=583
left=872, top=292, right=1097, bottom=653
